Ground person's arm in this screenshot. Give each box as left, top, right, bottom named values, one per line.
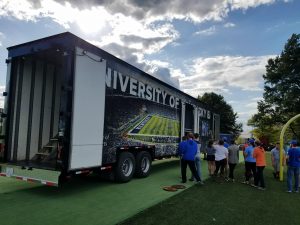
left=271, top=151, right=275, bottom=166
left=252, top=149, right=256, bottom=159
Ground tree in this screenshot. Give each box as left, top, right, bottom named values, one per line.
left=198, top=92, right=243, bottom=138
left=250, top=33, right=300, bottom=141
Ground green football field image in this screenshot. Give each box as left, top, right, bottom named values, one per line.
left=137, top=115, right=179, bottom=136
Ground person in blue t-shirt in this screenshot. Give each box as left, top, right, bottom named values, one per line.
left=286, top=140, right=300, bottom=193
left=242, top=139, right=256, bottom=184
left=223, top=137, right=229, bottom=148
left=180, top=133, right=202, bottom=184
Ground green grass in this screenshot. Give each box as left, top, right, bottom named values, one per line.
left=0, top=158, right=191, bottom=225
left=1, top=153, right=298, bottom=225
left=139, top=115, right=180, bottom=136
left=119, top=153, right=300, bottom=225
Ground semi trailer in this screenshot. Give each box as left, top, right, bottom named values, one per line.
left=0, top=32, right=220, bottom=186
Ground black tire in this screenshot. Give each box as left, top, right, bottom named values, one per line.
left=115, top=152, right=135, bottom=182
left=135, top=151, right=152, bottom=178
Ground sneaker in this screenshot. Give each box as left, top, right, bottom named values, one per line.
left=294, top=190, right=299, bottom=193
left=196, top=180, right=204, bottom=185
left=286, top=190, right=292, bottom=193
left=242, top=181, right=249, bottom=185
left=257, top=187, right=266, bottom=191
left=251, top=184, right=258, bottom=188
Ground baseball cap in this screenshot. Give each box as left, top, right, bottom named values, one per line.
left=248, top=138, right=255, bottom=144
left=290, top=140, right=297, bottom=145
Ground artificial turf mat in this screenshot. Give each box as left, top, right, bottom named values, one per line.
left=0, top=158, right=205, bottom=225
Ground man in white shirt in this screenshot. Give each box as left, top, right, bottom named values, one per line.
left=213, top=139, right=229, bottom=178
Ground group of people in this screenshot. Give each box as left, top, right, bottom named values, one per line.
left=242, top=139, right=267, bottom=190
left=178, top=133, right=300, bottom=193
left=178, top=133, right=240, bottom=184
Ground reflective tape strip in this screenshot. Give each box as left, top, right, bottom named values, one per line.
left=101, top=166, right=112, bottom=171
left=75, top=170, right=90, bottom=174
left=0, top=173, right=58, bottom=186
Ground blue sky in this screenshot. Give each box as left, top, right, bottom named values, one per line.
left=0, top=0, right=299, bottom=135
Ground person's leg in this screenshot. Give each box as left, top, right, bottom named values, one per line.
left=245, top=162, right=250, bottom=181
left=214, top=160, right=221, bottom=176
left=212, top=161, right=216, bottom=175
left=230, top=163, right=237, bottom=180
left=287, top=166, right=293, bottom=192
left=254, top=166, right=259, bottom=186
left=208, top=161, right=212, bottom=175
left=294, top=167, right=299, bottom=192
left=259, top=166, right=265, bottom=188
left=187, top=160, right=201, bottom=181
left=195, top=155, right=201, bottom=180
left=250, top=162, right=257, bottom=183
left=229, top=163, right=233, bottom=179
left=181, top=159, right=188, bottom=183
left=220, top=159, right=226, bottom=177
left=275, top=161, right=280, bottom=179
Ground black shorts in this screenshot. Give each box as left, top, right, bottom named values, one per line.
left=207, top=155, right=215, bottom=161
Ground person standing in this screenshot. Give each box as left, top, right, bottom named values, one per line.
left=178, top=136, right=187, bottom=177
left=243, top=139, right=256, bottom=185
left=271, top=143, right=281, bottom=179
left=180, top=133, right=202, bottom=184
left=286, top=140, right=300, bottom=193
left=252, top=140, right=266, bottom=190
left=228, top=140, right=239, bottom=182
left=190, top=133, right=202, bottom=181
left=213, top=139, right=228, bottom=178
left=206, top=140, right=216, bottom=176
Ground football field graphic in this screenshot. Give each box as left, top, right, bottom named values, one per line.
left=129, top=114, right=180, bottom=137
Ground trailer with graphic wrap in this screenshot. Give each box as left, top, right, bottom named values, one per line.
left=0, top=32, right=220, bottom=186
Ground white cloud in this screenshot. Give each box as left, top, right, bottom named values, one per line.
left=0, top=32, right=4, bottom=47
left=231, top=0, right=276, bottom=10
left=179, top=55, right=275, bottom=97
left=194, top=26, right=216, bottom=36
left=0, top=86, right=5, bottom=108
left=224, top=22, right=236, bottom=28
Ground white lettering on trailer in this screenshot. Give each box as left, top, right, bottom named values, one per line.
left=119, top=72, right=129, bottom=92
left=145, top=85, right=152, bottom=100
left=169, top=96, right=175, bottom=107
left=156, top=88, right=161, bottom=103
left=129, top=78, right=138, bottom=95
left=162, top=91, right=167, bottom=104
left=138, top=82, right=145, bottom=98
left=113, top=71, right=118, bottom=89
left=106, top=66, right=210, bottom=112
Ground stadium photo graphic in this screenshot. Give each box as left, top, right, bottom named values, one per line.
left=102, top=95, right=181, bottom=164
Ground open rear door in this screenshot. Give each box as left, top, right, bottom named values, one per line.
left=69, top=47, right=106, bottom=170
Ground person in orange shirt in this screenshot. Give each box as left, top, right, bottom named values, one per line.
left=252, top=140, right=266, bottom=190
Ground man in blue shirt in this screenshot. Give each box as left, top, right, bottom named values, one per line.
left=242, top=139, right=256, bottom=184
left=286, top=140, right=300, bottom=193
left=180, top=133, right=202, bottom=184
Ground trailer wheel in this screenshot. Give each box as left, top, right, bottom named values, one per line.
left=115, top=152, right=135, bottom=182
left=135, top=151, right=152, bottom=178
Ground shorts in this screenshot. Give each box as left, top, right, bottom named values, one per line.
left=207, top=155, right=215, bottom=161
